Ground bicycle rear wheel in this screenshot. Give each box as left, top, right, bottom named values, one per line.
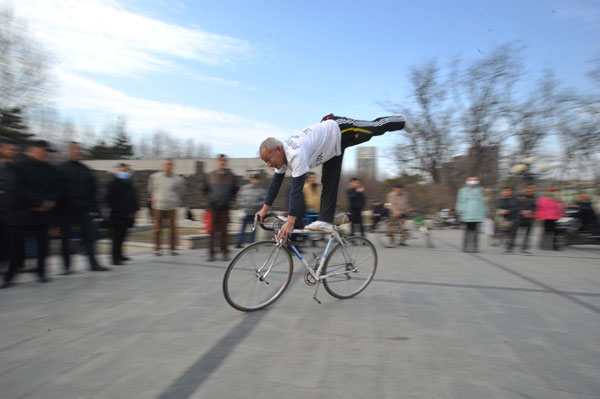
left=223, top=241, right=293, bottom=312
left=322, top=236, right=377, bottom=299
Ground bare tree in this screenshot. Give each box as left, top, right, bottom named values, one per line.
left=151, top=130, right=166, bottom=159
left=165, top=135, right=181, bottom=158
left=62, top=120, right=77, bottom=142
left=452, top=43, right=523, bottom=185
left=588, top=53, right=600, bottom=89
left=509, top=69, right=559, bottom=159
left=184, top=138, right=195, bottom=158
left=196, top=142, right=212, bottom=158
left=557, top=96, right=600, bottom=181
left=552, top=56, right=600, bottom=181
left=386, top=59, right=454, bottom=183
left=0, top=7, right=52, bottom=109
left=81, top=127, right=96, bottom=149
left=136, top=135, right=151, bottom=159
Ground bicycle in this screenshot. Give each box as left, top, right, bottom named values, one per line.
left=373, top=216, right=409, bottom=248
left=373, top=211, right=433, bottom=248
left=222, top=214, right=377, bottom=312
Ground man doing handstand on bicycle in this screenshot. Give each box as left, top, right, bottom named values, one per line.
left=256, top=114, right=413, bottom=242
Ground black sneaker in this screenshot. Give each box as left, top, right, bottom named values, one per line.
left=39, top=277, right=51, bottom=283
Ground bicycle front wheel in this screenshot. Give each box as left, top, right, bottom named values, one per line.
left=223, top=241, right=293, bottom=312
left=322, top=236, right=377, bottom=299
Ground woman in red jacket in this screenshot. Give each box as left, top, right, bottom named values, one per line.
left=535, top=187, right=564, bottom=250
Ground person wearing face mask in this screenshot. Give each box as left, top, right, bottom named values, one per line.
left=456, top=176, right=487, bottom=252
left=106, top=163, right=139, bottom=265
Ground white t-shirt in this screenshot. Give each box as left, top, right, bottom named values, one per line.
left=274, top=119, right=342, bottom=178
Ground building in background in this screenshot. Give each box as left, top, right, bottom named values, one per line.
left=356, top=146, right=377, bottom=180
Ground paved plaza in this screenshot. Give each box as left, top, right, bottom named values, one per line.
left=1, top=228, right=599, bottom=399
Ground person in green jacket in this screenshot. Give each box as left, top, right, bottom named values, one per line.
left=456, top=176, right=487, bottom=252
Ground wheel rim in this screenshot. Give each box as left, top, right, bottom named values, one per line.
left=223, top=241, right=292, bottom=311
left=323, top=237, right=377, bottom=298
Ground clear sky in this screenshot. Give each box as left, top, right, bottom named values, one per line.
left=5, top=0, right=600, bottom=175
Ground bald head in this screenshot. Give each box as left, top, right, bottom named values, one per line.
left=259, top=138, right=286, bottom=169
left=259, top=138, right=283, bottom=153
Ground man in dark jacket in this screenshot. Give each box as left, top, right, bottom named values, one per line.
left=516, top=184, right=537, bottom=254
left=2, top=140, right=59, bottom=288
left=371, top=199, right=387, bottom=231
left=204, top=154, right=238, bottom=261
left=0, top=138, right=18, bottom=264
left=496, top=186, right=520, bottom=253
left=106, top=163, right=139, bottom=265
left=57, top=142, right=109, bottom=273
left=347, top=177, right=365, bottom=237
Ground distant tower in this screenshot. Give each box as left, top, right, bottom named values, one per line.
left=356, top=146, right=377, bottom=180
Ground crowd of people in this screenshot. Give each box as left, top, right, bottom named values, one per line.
left=1, top=111, right=597, bottom=288
left=0, top=139, right=140, bottom=288
left=456, top=177, right=598, bottom=254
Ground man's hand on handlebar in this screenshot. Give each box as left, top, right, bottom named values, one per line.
left=255, top=205, right=270, bottom=225
left=276, top=219, right=295, bottom=243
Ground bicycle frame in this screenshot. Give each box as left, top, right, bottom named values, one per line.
left=257, top=224, right=354, bottom=304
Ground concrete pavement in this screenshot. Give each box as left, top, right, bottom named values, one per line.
left=1, top=228, right=599, bottom=398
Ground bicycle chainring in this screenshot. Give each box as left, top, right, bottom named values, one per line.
left=304, top=270, right=317, bottom=286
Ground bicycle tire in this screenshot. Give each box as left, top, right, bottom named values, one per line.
left=223, top=241, right=293, bottom=312
left=373, top=220, right=400, bottom=248
left=322, top=236, right=377, bottom=299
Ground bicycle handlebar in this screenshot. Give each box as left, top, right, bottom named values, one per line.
left=253, top=213, right=283, bottom=232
